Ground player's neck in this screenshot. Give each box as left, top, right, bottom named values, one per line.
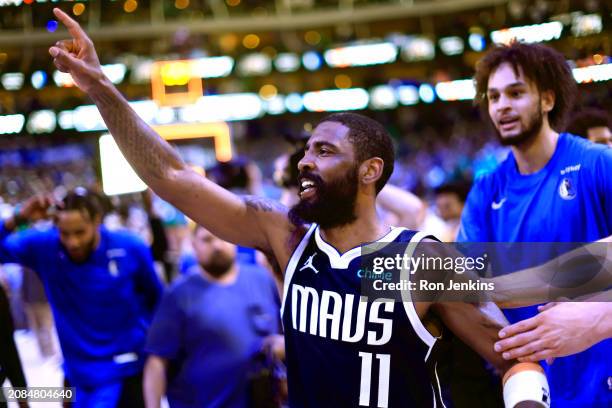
left=319, top=205, right=389, bottom=255
left=511, top=122, right=559, bottom=175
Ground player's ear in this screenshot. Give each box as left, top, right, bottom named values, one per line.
left=541, top=89, right=555, bottom=114
left=359, top=157, right=384, bottom=190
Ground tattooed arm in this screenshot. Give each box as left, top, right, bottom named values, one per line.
left=48, top=8, right=293, bottom=256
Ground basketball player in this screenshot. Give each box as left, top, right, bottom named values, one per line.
left=0, top=189, right=162, bottom=407
left=49, top=8, right=549, bottom=407
left=458, top=41, right=612, bottom=406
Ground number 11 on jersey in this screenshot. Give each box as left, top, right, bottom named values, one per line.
left=359, top=352, right=390, bottom=407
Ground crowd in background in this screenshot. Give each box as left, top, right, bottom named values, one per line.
left=0, top=89, right=609, bottom=407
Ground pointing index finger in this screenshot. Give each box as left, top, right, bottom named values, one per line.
left=53, top=8, right=87, bottom=40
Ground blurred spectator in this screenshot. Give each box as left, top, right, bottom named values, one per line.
left=272, top=132, right=309, bottom=208
left=0, top=142, right=97, bottom=205
left=0, top=189, right=163, bottom=408
left=566, top=108, right=612, bottom=147
left=273, top=153, right=300, bottom=208
left=142, top=190, right=173, bottom=283
left=434, top=182, right=470, bottom=242
left=207, top=156, right=264, bottom=196
left=144, top=225, right=283, bottom=408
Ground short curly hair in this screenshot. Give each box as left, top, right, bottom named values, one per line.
left=319, top=113, right=395, bottom=194
left=474, top=41, right=577, bottom=131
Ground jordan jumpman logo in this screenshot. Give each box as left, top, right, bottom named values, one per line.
left=299, top=254, right=319, bottom=274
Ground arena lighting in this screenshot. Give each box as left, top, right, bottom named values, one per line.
left=571, top=14, right=602, bottom=37
left=369, top=86, right=398, bottom=110
left=160, top=61, right=191, bottom=86
left=179, top=93, right=263, bottom=123
left=274, top=53, right=301, bottom=73
left=26, top=110, right=57, bottom=134
left=396, top=85, right=419, bottom=105
left=151, top=60, right=203, bottom=107
left=101, top=122, right=231, bottom=195
left=1, top=72, right=24, bottom=90
left=73, top=105, right=106, bottom=132
left=71, top=100, right=178, bottom=132
left=264, top=95, right=286, bottom=115
left=303, top=88, right=369, bottom=112
left=46, top=20, right=58, bottom=33
left=401, top=37, right=435, bottom=62
left=129, top=100, right=159, bottom=124
left=99, top=134, right=148, bottom=196
left=53, top=70, right=76, bottom=87
left=50, top=65, right=612, bottom=135
left=237, top=53, right=272, bottom=76
left=418, top=84, right=435, bottom=103
left=324, top=42, right=397, bottom=68
left=302, top=51, right=323, bottom=71
left=435, top=79, right=476, bottom=101
left=491, top=21, right=563, bottom=45
left=0, top=1, right=23, bottom=6
left=31, top=70, right=48, bottom=89
left=191, top=56, right=234, bottom=78
left=153, top=122, right=232, bottom=162
left=131, top=59, right=154, bottom=84
left=468, top=33, right=486, bottom=52
left=155, top=107, right=176, bottom=125
left=439, top=36, right=464, bottom=56
left=572, top=63, right=612, bottom=83
left=285, top=93, right=304, bottom=113
left=58, top=110, right=74, bottom=130
left=101, top=63, right=127, bottom=85
left=0, top=114, right=25, bottom=134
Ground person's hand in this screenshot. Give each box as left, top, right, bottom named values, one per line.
left=5, top=194, right=57, bottom=230
left=48, top=8, right=105, bottom=92
left=18, top=194, right=57, bottom=222
left=494, top=302, right=607, bottom=364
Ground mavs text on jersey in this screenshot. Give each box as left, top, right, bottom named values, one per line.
left=281, top=225, right=450, bottom=408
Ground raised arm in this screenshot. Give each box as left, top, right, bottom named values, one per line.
left=0, top=195, right=55, bottom=267
left=48, top=8, right=292, bottom=258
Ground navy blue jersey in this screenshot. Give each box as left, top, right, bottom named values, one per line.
left=282, top=225, right=449, bottom=408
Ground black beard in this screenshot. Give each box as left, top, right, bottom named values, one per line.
left=495, top=106, right=544, bottom=147
left=64, top=237, right=96, bottom=263
left=201, top=252, right=234, bottom=278
left=288, top=167, right=359, bottom=229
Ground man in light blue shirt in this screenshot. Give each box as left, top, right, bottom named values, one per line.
left=143, top=225, right=282, bottom=408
